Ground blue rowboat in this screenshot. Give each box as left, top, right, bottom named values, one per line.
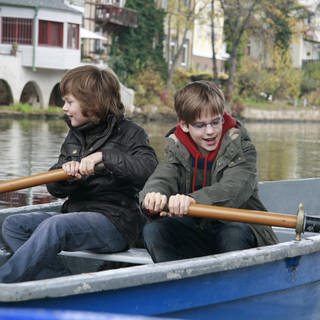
left=0, top=178, right=319, bottom=319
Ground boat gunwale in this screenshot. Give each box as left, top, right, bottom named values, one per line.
left=0, top=233, right=320, bottom=302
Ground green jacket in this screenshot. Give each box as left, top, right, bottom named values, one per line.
left=139, top=122, right=278, bottom=246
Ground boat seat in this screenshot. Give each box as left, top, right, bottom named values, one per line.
left=59, top=248, right=154, bottom=265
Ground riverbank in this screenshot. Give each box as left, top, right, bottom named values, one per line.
left=0, top=109, right=62, bottom=120
left=1, top=106, right=320, bottom=122
left=131, top=106, right=320, bottom=123
left=242, top=107, right=320, bottom=122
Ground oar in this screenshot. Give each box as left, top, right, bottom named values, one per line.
left=0, top=163, right=106, bottom=194
left=188, top=203, right=311, bottom=241
left=1, top=169, right=317, bottom=241
left=0, top=169, right=70, bottom=193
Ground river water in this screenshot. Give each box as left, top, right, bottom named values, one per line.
left=0, top=118, right=320, bottom=208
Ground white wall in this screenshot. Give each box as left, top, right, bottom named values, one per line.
left=0, top=5, right=82, bottom=70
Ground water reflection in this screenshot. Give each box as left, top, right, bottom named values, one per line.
left=247, top=122, right=320, bottom=181
left=0, top=119, right=66, bottom=208
left=0, top=118, right=319, bottom=208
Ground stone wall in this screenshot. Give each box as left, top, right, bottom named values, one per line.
left=243, top=108, right=320, bottom=122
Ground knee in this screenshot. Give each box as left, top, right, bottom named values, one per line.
left=37, top=215, right=67, bottom=236
left=143, top=221, right=166, bottom=245
left=2, top=214, right=22, bottom=235
left=2, top=214, right=29, bottom=250
left=216, top=223, right=257, bottom=251
left=2, top=216, right=11, bottom=235
left=2, top=217, right=11, bottom=242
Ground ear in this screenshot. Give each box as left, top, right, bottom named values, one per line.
left=179, top=120, right=189, bottom=133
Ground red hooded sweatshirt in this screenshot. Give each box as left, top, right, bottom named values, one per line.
left=175, top=112, right=237, bottom=192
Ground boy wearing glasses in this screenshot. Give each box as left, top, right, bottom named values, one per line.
left=139, top=80, right=278, bottom=262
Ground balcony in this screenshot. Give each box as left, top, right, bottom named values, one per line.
left=95, top=4, right=138, bottom=32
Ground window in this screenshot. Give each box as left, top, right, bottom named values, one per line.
left=67, top=23, right=79, bottom=49
left=39, top=20, right=63, bottom=47
left=161, top=0, right=168, bottom=9
left=182, top=0, right=190, bottom=7
left=169, top=41, right=176, bottom=65
left=1, top=17, right=33, bottom=44
left=246, top=39, right=251, bottom=56
left=181, top=42, right=188, bottom=66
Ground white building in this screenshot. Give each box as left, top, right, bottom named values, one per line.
left=156, top=0, right=229, bottom=75
left=248, top=0, right=320, bottom=69
left=0, top=0, right=134, bottom=110
left=0, top=0, right=82, bottom=107
left=291, top=0, right=320, bottom=68
left=192, top=0, right=229, bottom=74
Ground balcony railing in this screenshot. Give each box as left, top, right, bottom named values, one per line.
left=95, top=4, right=138, bottom=30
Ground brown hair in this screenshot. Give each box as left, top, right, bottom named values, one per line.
left=59, top=65, right=125, bottom=122
left=174, top=80, right=225, bottom=123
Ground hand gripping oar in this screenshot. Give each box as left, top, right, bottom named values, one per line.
left=0, top=163, right=105, bottom=194
left=188, top=203, right=314, bottom=241
left=1, top=170, right=317, bottom=241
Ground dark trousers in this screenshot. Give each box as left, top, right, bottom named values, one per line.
left=143, top=216, right=257, bottom=262
left=0, top=211, right=128, bottom=283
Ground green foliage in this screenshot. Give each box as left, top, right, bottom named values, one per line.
left=221, top=0, right=304, bottom=100
left=263, top=3, right=294, bottom=51
left=239, top=97, right=298, bottom=110
left=127, top=68, right=174, bottom=110
left=10, top=103, right=34, bottom=113
left=302, top=89, right=320, bottom=106
left=236, top=51, right=301, bottom=101
left=236, top=57, right=262, bottom=97
left=172, top=69, right=227, bottom=91
left=270, top=49, right=301, bottom=99
left=301, top=62, right=320, bottom=95
left=109, top=0, right=167, bottom=84
left=6, top=103, right=61, bottom=114
left=172, top=69, right=190, bottom=90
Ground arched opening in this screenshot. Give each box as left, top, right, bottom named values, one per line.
left=49, top=83, right=64, bottom=107
left=20, top=81, right=42, bottom=108
left=0, top=79, right=14, bottom=106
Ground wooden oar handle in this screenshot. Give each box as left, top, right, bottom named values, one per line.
left=0, top=169, right=70, bottom=193
left=188, top=203, right=306, bottom=240
left=188, top=204, right=298, bottom=229
left=0, top=162, right=106, bottom=194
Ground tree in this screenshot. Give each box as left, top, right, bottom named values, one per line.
left=109, top=0, right=167, bottom=84
left=236, top=52, right=302, bottom=101
left=209, top=0, right=219, bottom=81
left=165, top=0, right=210, bottom=87
left=214, top=0, right=304, bottom=102
left=220, top=0, right=263, bottom=102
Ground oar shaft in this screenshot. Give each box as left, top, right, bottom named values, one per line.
left=188, top=204, right=298, bottom=229
left=0, top=169, right=70, bottom=193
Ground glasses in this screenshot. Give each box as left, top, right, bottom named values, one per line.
left=190, top=116, right=224, bottom=130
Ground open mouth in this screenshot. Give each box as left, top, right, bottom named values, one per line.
left=204, top=137, right=217, bottom=143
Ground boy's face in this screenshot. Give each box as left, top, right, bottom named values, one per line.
left=179, top=111, right=223, bottom=155
left=62, top=93, right=89, bottom=127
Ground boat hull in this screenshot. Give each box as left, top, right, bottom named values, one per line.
left=0, top=236, right=320, bottom=319
left=1, top=178, right=320, bottom=319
